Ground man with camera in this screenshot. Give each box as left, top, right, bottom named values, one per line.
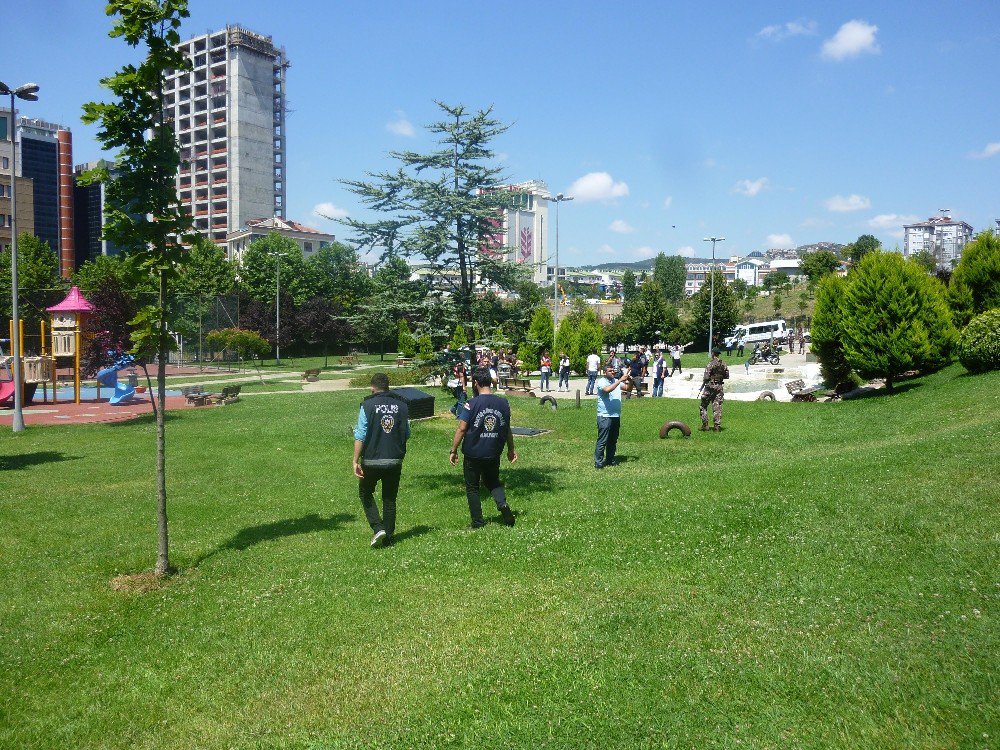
left=594, top=363, right=630, bottom=469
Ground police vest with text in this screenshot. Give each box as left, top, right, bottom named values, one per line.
left=361, top=391, right=409, bottom=465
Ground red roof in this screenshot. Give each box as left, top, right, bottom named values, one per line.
left=47, top=286, right=94, bottom=313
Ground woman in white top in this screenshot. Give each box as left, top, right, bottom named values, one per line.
left=558, top=352, right=571, bottom=391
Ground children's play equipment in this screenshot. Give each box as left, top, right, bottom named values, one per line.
left=46, top=286, right=94, bottom=404
left=96, top=352, right=138, bottom=405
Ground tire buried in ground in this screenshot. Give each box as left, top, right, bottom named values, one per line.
left=539, top=395, right=558, bottom=410
left=757, top=391, right=776, bottom=401
left=659, top=420, right=692, bottom=438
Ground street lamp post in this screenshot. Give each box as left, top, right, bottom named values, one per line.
left=269, top=251, right=284, bottom=365
left=1, top=81, right=39, bottom=434
left=549, top=193, right=573, bottom=348
left=702, top=236, right=725, bottom=353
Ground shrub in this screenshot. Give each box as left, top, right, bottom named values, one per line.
left=810, top=274, right=853, bottom=387
left=950, top=231, right=1000, bottom=317
left=956, top=308, right=1000, bottom=373
left=416, top=334, right=433, bottom=359
left=519, top=306, right=553, bottom=372
left=573, top=309, right=604, bottom=374
left=397, top=319, right=416, bottom=358
left=840, top=251, right=956, bottom=392
left=348, top=368, right=426, bottom=388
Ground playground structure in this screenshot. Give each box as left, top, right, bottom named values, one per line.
left=96, top=351, right=139, bottom=405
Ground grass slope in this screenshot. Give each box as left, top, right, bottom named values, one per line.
left=1, top=365, right=997, bottom=749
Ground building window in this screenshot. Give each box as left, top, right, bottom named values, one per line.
left=303, top=242, right=312, bottom=253
left=1, top=157, right=8, bottom=170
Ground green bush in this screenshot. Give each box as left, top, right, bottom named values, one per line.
left=957, top=308, right=1000, bottom=373
left=348, top=368, right=426, bottom=387
left=398, top=319, right=416, bottom=358
left=810, top=274, right=853, bottom=387
left=950, top=230, right=1000, bottom=317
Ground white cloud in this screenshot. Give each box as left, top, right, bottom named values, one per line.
left=867, top=213, right=920, bottom=231
left=385, top=111, right=416, bottom=137
left=609, top=219, right=635, bottom=234
left=663, top=195, right=673, bottom=209
left=766, top=233, right=795, bottom=248
left=824, top=193, right=871, bottom=212
left=631, top=246, right=657, bottom=259
left=313, top=202, right=349, bottom=220
left=675, top=245, right=696, bottom=258
left=597, top=244, right=617, bottom=255
left=703, top=158, right=717, bottom=169
left=969, top=142, right=1000, bottom=159
left=567, top=172, right=629, bottom=202
left=757, top=19, right=817, bottom=41
left=734, top=177, right=769, bottom=197
left=821, top=20, right=880, bottom=61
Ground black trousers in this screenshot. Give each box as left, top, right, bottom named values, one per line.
left=358, top=463, right=402, bottom=536
left=462, top=455, right=507, bottom=523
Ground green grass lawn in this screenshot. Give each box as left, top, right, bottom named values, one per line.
left=1, top=364, right=997, bottom=749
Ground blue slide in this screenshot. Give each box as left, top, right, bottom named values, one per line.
left=96, top=352, right=138, bottom=406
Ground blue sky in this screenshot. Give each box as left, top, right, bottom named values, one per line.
left=8, top=1, right=999, bottom=265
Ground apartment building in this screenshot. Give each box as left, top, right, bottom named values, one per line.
left=225, top=217, right=335, bottom=264
left=164, top=26, right=289, bottom=244
left=903, top=215, right=973, bottom=267
left=480, top=180, right=551, bottom=284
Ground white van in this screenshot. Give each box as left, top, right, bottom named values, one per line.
left=724, top=319, right=787, bottom=347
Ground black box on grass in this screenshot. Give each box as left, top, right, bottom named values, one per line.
left=392, top=387, right=435, bottom=419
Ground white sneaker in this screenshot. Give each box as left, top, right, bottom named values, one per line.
left=370, top=529, right=387, bottom=547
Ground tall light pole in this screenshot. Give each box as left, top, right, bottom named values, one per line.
left=1, top=81, right=39, bottom=433
left=549, top=192, right=573, bottom=348
left=268, top=250, right=285, bottom=365
left=702, top=236, right=725, bottom=353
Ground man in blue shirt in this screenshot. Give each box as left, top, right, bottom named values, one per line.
left=595, top=363, right=630, bottom=469
left=352, top=373, right=410, bottom=547
left=449, top=368, right=518, bottom=528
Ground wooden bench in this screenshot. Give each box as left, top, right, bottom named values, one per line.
left=302, top=368, right=321, bottom=382
left=396, top=357, right=413, bottom=368
left=785, top=378, right=820, bottom=402
left=500, top=376, right=534, bottom=395
left=182, top=385, right=210, bottom=406
left=215, top=384, right=242, bottom=405
left=337, top=356, right=359, bottom=366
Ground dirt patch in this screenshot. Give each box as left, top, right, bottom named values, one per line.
left=110, top=571, right=175, bottom=595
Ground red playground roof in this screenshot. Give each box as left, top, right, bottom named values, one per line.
left=47, top=286, right=95, bottom=313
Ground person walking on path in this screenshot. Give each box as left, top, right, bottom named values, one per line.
left=450, top=368, right=518, bottom=528
left=798, top=329, right=806, bottom=355
left=699, top=348, right=730, bottom=432
left=585, top=349, right=602, bottom=395
left=539, top=351, right=552, bottom=392
left=595, top=363, right=630, bottom=469
left=353, top=373, right=410, bottom=547
left=736, top=336, right=745, bottom=358
left=626, top=348, right=647, bottom=398
left=558, top=351, right=571, bottom=391
left=449, top=359, right=468, bottom=417
left=651, top=350, right=667, bottom=397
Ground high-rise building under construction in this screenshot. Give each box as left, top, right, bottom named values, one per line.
left=164, top=26, right=289, bottom=244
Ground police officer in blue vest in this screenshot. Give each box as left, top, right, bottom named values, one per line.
left=353, top=373, right=410, bottom=547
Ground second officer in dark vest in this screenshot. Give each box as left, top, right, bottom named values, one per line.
left=352, top=373, right=410, bottom=547
left=449, top=368, right=518, bottom=528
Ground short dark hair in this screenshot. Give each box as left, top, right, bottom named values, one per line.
left=370, top=373, right=390, bottom=390
left=472, top=368, right=493, bottom=388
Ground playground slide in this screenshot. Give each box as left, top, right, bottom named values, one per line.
left=0, top=381, right=37, bottom=407
left=108, top=384, right=137, bottom=405
left=96, top=367, right=118, bottom=387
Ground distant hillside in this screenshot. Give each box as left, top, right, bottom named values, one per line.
left=583, top=242, right=846, bottom=272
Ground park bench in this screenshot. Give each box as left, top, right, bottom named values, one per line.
left=500, top=376, right=534, bottom=395
left=337, top=355, right=359, bottom=366
left=302, top=368, right=321, bottom=382
left=785, top=378, right=821, bottom=402
left=396, top=357, right=413, bottom=368
left=214, top=384, right=242, bottom=405
left=182, top=385, right=212, bottom=406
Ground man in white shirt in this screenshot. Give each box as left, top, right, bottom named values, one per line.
left=585, top=350, right=602, bottom=395
left=651, top=350, right=667, bottom=397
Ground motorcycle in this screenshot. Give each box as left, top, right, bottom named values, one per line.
left=748, top=344, right=780, bottom=366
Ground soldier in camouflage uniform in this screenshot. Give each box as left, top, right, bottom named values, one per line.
left=699, top=348, right=730, bottom=432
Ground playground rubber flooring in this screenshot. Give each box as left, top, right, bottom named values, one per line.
left=0, top=394, right=191, bottom=426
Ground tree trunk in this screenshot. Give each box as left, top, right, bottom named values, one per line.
left=885, top=373, right=894, bottom=393
left=155, top=267, right=170, bottom=575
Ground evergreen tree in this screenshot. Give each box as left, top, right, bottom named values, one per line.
left=397, top=318, right=416, bottom=358
left=840, top=251, right=956, bottom=392
left=572, top=308, right=604, bottom=374
left=342, top=102, right=512, bottom=328
left=555, top=316, right=576, bottom=372
left=685, top=271, right=740, bottom=350
left=450, top=323, right=469, bottom=350
left=949, top=230, right=1000, bottom=317
left=621, top=269, right=637, bottom=302
left=619, top=280, right=677, bottom=346
left=80, top=0, right=193, bottom=575
left=810, top=274, right=853, bottom=387
left=520, top=305, right=553, bottom=370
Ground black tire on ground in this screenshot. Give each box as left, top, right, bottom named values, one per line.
left=539, top=395, right=557, bottom=410
left=659, top=420, right=692, bottom=438
left=757, top=391, right=776, bottom=401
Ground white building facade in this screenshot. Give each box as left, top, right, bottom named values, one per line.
left=225, top=217, right=334, bottom=265
left=165, top=26, right=289, bottom=244
left=903, top=216, right=974, bottom=268
left=481, top=180, right=551, bottom=284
